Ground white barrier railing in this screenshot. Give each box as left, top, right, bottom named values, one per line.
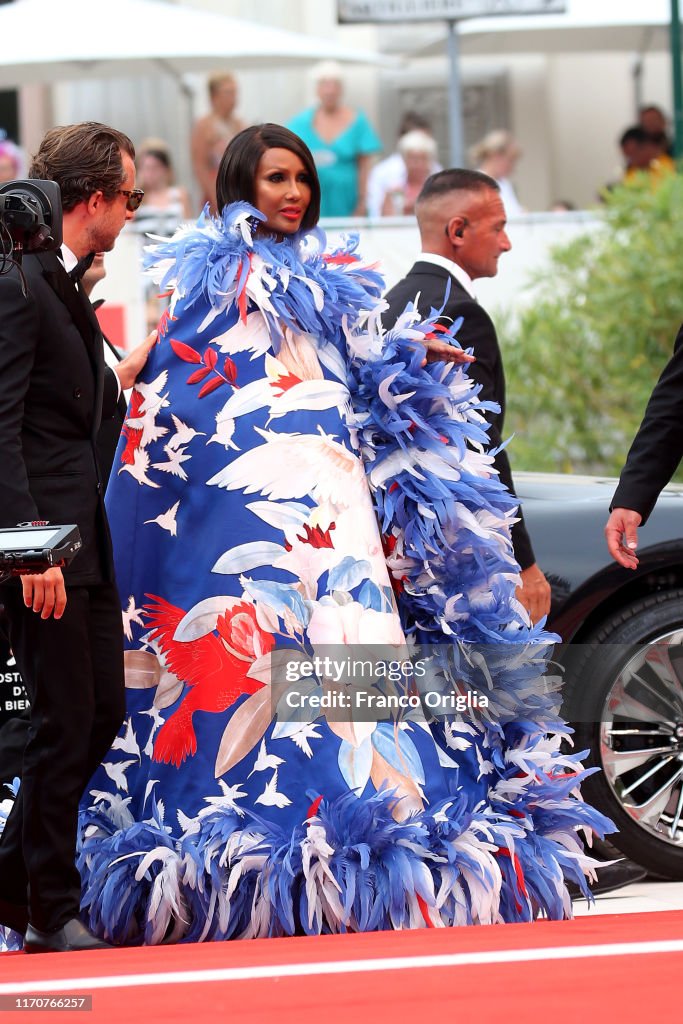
left=97, top=211, right=603, bottom=350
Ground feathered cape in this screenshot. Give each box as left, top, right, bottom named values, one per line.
left=1, top=204, right=610, bottom=949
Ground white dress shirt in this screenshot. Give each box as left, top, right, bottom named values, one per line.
left=59, top=242, right=78, bottom=275
left=416, top=251, right=477, bottom=300
left=60, top=243, right=123, bottom=399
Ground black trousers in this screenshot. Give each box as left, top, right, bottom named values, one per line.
left=0, top=581, right=124, bottom=932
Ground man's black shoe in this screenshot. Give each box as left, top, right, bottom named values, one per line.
left=0, top=897, right=28, bottom=937
left=569, top=858, right=648, bottom=899
left=24, top=918, right=112, bottom=953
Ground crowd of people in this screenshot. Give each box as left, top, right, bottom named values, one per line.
left=3, top=81, right=679, bottom=229
left=613, top=104, right=676, bottom=191
left=0, top=77, right=679, bottom=955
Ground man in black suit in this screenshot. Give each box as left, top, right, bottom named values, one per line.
left=606, top=326, right=683, bottom=567
left=0, top=122, right=154, bottom=952
left=0, top=254, right=129, bottom=867
left=383, top=168, right=550, bottom=623
left=384, top=168, right=648, bottom=895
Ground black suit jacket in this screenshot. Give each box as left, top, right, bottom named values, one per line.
left=611, top=324, right=683, bottom=524
left=0, top=251, right=119, bottom=584
left=383, top=261, right=535, bottom=570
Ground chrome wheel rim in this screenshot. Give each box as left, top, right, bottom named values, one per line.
left=600, top=628, right=683, bottom=848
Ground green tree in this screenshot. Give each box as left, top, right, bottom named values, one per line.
left=504, top=173, right=683, bottom=476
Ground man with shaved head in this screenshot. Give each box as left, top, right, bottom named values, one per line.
left=383, top=170, right=650, bottom=895
left=383, top=168, right=550, bottom=623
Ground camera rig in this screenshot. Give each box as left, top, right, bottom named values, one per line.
left=0, top=525, right=82, bottom=584
left=0, top=178, right=62, bottom=271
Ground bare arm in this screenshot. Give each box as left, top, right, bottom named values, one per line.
left=190, top=117, right=217, bottom=208
left=353, top=154, right=374, bottom=216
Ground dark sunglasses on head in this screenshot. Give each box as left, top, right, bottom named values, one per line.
left=116, top=188, right=145, bottom=212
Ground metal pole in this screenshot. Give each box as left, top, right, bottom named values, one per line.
left=632, top=55, right=643, bottom=117
left=446, top=19, right=465, bottom=168
left=670, top=0, right=683, bottom=157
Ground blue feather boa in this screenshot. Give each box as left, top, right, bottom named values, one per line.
left=144, top=202, right=384, bottom=355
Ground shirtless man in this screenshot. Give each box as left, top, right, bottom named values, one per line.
left=191, top=73, right=245, bottom=214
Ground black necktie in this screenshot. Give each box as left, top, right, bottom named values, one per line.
left=68, top=251, right=95, bottom=283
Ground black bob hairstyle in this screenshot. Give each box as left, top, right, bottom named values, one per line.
left=216, top=123, right=321, bottom=231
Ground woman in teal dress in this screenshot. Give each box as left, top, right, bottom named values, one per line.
left=288, top=62, right=380, bottom=217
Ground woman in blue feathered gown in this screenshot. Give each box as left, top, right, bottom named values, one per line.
left=73, top=125, right=609, bottom=944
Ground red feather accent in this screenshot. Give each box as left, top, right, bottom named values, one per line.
left=157, top=308, right=177, bottom=338
left=305, top=795, right=324, bottom=820
left=416, top=894, right=435, bottom=928
left=496, top=848, right=528, bottom=909
left=323, top=253, right=358, bottom=265
left=424, top=323, right=450, bottom=338
left=382, top=533, right=398, bottom=555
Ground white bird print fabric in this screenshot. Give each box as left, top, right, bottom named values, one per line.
left=61, top=204, right=612, bottom=949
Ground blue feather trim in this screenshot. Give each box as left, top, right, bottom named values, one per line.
left=144, top=202, right=383, bottom=356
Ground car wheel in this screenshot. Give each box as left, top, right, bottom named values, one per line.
left=568, top=590, right=683, bottom=879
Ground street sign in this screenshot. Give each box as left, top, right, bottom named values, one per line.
left=337, top=0, right=566, bottom=23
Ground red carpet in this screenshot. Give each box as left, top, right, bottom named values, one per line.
left=1, top=910, right=681, bottom=1023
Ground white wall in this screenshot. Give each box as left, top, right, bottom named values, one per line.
left=103, top=210, right=602, bottom=350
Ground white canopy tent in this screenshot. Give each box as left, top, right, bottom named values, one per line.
left=413, top=0, right=673, bottom=58
left=0, top=0, right=391, bottom=226
left=0, top=0, right=387, bottom=87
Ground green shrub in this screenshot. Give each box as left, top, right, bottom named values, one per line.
left=504, top=173, right=683, bottom=476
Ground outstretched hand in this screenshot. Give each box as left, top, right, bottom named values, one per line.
left=605, top=507, right=642, bottom=569
left=114, top=330, right=158, bottom=391
left=421, top=338, right=476, bottom=367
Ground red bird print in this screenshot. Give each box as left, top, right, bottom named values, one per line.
left=120, top=390, right=144, bottom=466
left=144, top=594, right=270, bottom=767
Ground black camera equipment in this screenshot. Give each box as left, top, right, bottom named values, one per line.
left=0, top=524, right=82, bottom=583
left=0, top=179, right=62, bottom=277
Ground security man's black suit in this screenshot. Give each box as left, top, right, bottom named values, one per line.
left=0, top=251, right=125, bottom=933
left=611, top=325, right=683, bottom=521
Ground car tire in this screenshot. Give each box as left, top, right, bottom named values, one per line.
left=567, top=589, right=683, bottom=879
